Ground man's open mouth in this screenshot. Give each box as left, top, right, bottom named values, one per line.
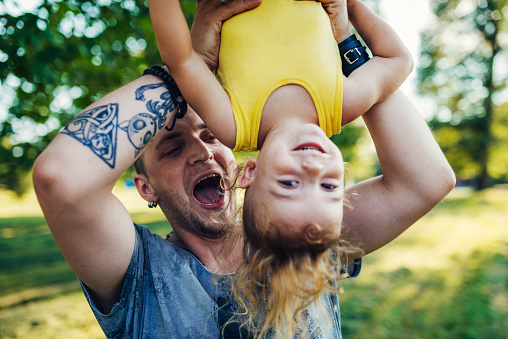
left=193, top=173, right=225, bottom=206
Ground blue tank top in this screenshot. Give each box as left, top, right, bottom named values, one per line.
left=81, top=224, right=353, bottom=338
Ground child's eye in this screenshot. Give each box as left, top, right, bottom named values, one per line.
left=321, top=183, right=337, bottom=190
left=279, top=180, right=298, bottom=187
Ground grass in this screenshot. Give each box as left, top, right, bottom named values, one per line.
left=1, top=186, right=508, bottom=338
left=0, top=186, right=169, bottom=300
left=340, top=187, right=508, bottom=338
left=0, top=185, right=168, bottom=339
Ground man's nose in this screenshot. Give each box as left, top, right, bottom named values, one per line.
left=301, top=161, right=323, bottom=175
left=188, top=140, right=214, bottom=165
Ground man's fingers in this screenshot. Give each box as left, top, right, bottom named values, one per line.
left=191, top=0, right=261, bottom=70
left=215, top=0, right=261, bottom=21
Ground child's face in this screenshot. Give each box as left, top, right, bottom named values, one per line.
left=243, top=123, right=344, bottom=239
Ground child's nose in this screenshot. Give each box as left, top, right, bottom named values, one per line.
left=301, top=161, right=323, bottom=175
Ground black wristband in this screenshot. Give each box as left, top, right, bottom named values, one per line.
left=143, top=65, right=187, bottom=131
left=338, top=34, right=371, bottom=77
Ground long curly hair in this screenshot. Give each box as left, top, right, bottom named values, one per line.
left=221, top=162, right=359, bottom=338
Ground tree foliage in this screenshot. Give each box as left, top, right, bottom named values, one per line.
left=0, top=0, right=381, bottom=196
left=0, top=0, right=196, bottom=195
left=418, top=0, right=508, bottom=189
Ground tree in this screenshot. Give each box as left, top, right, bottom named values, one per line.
left=418, top=0, right=508, bottom=189
left=0, top=0, right=381, bottom=195
left=0, top=0, right=196, bottom=195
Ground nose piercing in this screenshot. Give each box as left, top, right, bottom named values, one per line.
left=209, top=150, right=214, bottom=159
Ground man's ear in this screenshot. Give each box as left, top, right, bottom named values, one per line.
left=239, top=158, right=257, bottom=188
left=134, top=174, right=159, bottom=203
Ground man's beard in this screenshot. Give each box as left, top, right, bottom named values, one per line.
left=158, top=192, right=237, bottom=239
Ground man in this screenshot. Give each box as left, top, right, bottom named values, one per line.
left=33, top=0, right=455, bottom=337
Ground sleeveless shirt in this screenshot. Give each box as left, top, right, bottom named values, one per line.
left=217, top=0, right=343, bottom=151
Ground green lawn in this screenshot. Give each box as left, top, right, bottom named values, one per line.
left=1, top=187, right=507, bottom=338
left=340, top=187, right=508, bottom=338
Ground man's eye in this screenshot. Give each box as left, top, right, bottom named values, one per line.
left=203, top=133, right=216, bottom=142
left=279, top=180, right=298, bottom=187
left=321, top=183, right=337, bottom=190
left=164, top=147, right=182, bottom=157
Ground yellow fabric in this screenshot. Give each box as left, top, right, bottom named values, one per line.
left=217, top=0, right=343, bottom=152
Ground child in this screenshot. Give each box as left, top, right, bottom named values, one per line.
left=148, top=0, right=412, bottom=336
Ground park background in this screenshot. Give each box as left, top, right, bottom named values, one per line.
left=0, top=0, right=507, bottom=337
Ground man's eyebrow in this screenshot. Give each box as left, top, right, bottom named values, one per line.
left=154, top=123, right=210, bottom=151
left=155, top=132, right=182, bottom=151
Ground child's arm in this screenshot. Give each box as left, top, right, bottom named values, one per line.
left=341, top=0, right=413, bottom=125
left=310, top=0, right=413, bottom=125
left=148, top=0, right=237, bottom=148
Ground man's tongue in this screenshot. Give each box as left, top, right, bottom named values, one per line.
left=194, top=186, right=221, bottom=205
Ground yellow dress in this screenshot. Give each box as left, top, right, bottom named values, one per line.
left=217, top=0, right=343, bottom=152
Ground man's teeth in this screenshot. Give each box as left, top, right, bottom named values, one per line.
left=197, top=173, right=219, bottom=184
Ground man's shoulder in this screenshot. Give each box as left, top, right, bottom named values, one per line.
left=133, top=223, right=171, bottom=248
left=133, top=223, right=205, bottom=270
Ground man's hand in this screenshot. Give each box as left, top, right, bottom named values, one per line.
left=298, top=0, right=351, bottom=42
left=191, top=0, right=261, bottom=71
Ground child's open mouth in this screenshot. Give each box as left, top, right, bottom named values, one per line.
left=293, top=143, right=325, bottom=154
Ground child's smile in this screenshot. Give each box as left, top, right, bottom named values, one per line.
left=240, top=121, right=345, bottom=240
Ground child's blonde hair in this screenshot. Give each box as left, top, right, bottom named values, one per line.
left=224, top=171, right=355, bottom=338
left=219, top=160, right=360, bottom=338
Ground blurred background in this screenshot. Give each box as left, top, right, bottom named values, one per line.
left=0, top=0, right=507, bottom=338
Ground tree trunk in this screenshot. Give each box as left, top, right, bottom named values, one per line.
left=475, top=4, right=500, bottom=191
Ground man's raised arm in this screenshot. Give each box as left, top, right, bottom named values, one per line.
left=33, top=74, right=177, bottom=311
left=344, top=90, right=456, bottom=256
left=33, top=0, right=261, bottom=313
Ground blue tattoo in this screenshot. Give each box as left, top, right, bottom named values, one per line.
left=134, top=83, right=175, bottom=130
left=62, top=104, right=119, bottom=168
left=63, top=82, right=175, bottom=167
left=119, top=113, right=157, bottom=157
left=120, top=83, right=175, bottom=156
